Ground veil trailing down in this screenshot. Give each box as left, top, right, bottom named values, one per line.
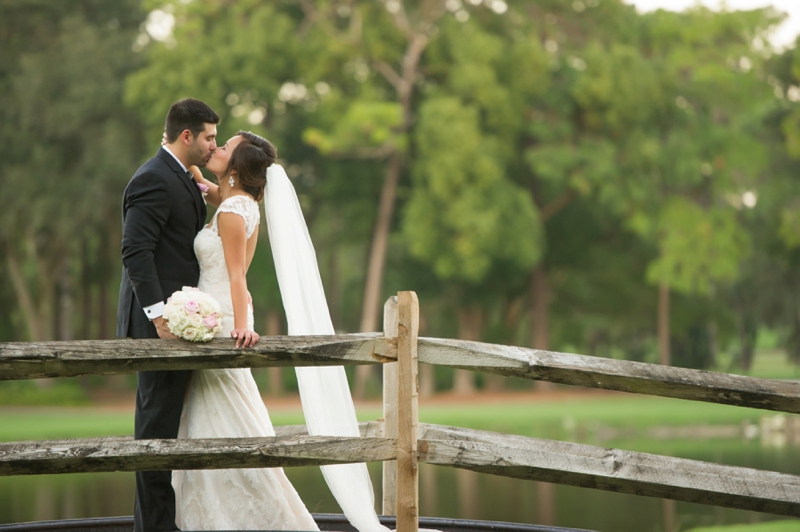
left=265, top=164, right=391, bottom=532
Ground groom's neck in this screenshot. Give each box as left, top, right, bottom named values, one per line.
left=164, top=142, right=190, bottom=169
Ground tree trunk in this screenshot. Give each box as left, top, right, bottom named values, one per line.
left=98, top=230, right=112, bottom=340
left=8, top=237, right=60, bottom=387
left=485, top=299, right=525, bottom=391
left=328, top=238, right=340, bottom=329
left=456, top=468, right=479, bottom=519
left=5, top=244, right=44, bottom=342
left=738, top=311, right=757, bottom=372
left=530, top=263, right=554, bottom=392
left=58, top=264, right=73, bottom=341
left=354, top=152, right=402, bottom=399
left=530, top=264, right=550, bottom=350
left=97, top=276, right=109, bottom=339
left=81, top=241, right=92, bottom=340
left=453, top=306, right=482, bottom=395
left=6, top=240, right=57, bottom=333
left=266, top=311, right=284, bottom=397
left=537, top=482, right=556, bottom=526
left=659, top=282, right=671, bottom=366
left=708, top=321, right=718, bottom=370
left=663, top=498, right=676, bottom=532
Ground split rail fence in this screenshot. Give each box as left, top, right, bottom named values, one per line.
left=1, top=291, right=800, bottom=530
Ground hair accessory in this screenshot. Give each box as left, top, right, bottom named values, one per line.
left=228, top=175, right=235, bottom=188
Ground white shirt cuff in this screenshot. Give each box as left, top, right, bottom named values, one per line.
left=143, top=301, right=165, bottom=320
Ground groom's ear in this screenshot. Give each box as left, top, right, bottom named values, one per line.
left=179, top=129, right=194, bottom=145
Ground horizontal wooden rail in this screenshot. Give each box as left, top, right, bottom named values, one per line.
left=0, top=335, right=395, bottom=380
left=3, top=421, right=798, bottom=516
left=417, top=338, right=800, bottom=413
left=417, top=424, right=800, bottom=517
left=3, top=336, right=800, bottom=413
left=0, top=434, right=396, bottom=476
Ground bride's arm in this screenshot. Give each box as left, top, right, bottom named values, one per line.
left=188, top=166, right=222, bottom=208
left=218, top=212, right=259, bottom=348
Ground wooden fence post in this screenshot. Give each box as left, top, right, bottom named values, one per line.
left=397, top=291, right=419, bottom=532
left=382, top=296, right=398, bottom=515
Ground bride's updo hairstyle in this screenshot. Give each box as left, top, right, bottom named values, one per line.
left=226, top=130, right=277, bottom=202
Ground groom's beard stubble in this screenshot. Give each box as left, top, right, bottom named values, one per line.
left=188, top=142, right=213, bottom=168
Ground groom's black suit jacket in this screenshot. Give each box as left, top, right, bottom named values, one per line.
left=116, top=147, right=207, bottom=532
left=116, top=147, right=207, bottom=338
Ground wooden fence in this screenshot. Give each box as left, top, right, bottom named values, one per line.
left=1, top=290, right=799, bottom=530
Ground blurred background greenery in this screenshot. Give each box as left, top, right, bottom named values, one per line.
left=4, top=1, right=800, bottom=529
left=4, top=0, right=800, bottom=399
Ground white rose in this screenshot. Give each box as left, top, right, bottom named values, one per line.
left=199, top=300, right=215, bottom=315
left=182, top=327, right=198, bottom=341
left=170, top=315, right=189, bottom=333
left=189, top=313, right=204, bottom=327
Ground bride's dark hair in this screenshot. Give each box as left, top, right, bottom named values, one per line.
left=226, top=130, right=277, bottom=202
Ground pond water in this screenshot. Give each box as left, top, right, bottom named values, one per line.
left=1, top=440, right=798, bottom=532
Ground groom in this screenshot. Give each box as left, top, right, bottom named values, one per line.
left=116, top=98, right=219, bottom=532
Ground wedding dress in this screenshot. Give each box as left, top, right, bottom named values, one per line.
left=172, top=194, right=319, bottom=530
left=173, top=166, right=391, bottom=532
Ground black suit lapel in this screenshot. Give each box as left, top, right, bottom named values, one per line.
left=157, top=148, right=206, bottom=230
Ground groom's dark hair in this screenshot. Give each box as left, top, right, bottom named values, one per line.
left=165, top=98, right=220, bottom=143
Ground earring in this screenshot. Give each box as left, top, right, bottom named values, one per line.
left=228, top=175, right=235, bottom=188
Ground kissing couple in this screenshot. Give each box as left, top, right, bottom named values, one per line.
left=117, top=98, right=390, bottom=532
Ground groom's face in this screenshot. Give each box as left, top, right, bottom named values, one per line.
left=187, top=123, right=218, bottom=167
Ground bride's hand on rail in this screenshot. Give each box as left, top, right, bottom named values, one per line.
left=231, top=328, right=259, bottom=348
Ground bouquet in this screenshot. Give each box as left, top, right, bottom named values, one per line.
left=163, top=286, right=222, bottom=342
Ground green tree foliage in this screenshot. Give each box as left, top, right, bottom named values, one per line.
left=405, top=96, right=542, bottom=282
left=4, top=0, right=800, bottom=392
left=0, top=1, right=146, bottom=342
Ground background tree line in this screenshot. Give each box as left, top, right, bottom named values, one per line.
left=3, top=0, right=800, bottom=398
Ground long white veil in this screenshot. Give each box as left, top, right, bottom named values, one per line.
left=264, top=164, right=391, bottom=532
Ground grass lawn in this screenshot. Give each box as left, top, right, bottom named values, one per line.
left=688, top=521, right=800, bottom=531
left=417, top=392, right=771, bottom=435
left=730, top=349, right=800, bottom=381
left=0, top=390, right=788, bottom=443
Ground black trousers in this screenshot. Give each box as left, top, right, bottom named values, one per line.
left=130, top=308, right=191, bottom=532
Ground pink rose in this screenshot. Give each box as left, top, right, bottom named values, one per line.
left=184, top=300, right=200, bottom=314
left=197, top=183, right=209, bottom=193
left=203, top=314, right=217, bottom=328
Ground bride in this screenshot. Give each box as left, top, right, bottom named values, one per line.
left=174, top=131, right=389, bottom=531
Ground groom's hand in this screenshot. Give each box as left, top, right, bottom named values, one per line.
left=152, top=316, right=178, bottom=339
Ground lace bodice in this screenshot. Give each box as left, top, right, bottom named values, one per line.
left=212, top=194, right=261, bottom=238
left=193, top=194, right=260, bottom=333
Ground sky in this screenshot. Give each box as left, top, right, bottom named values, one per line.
left=625, top=0, right=800, bottom=48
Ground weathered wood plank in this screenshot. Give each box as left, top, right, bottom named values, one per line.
left=6, top=334, right=800, bottom=414
left=397, top=291, right=420, bottom=532
left=418, top=338, right=800, bottom=413
left=0, top=435, right=396, bottom=476
left=0, top=335, right=395, bottom=381
left=417, top=424, right=800, bottom=517
left=382, top=296, right=399, bottom=516
left=4, top=420, right=799, bottom=517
